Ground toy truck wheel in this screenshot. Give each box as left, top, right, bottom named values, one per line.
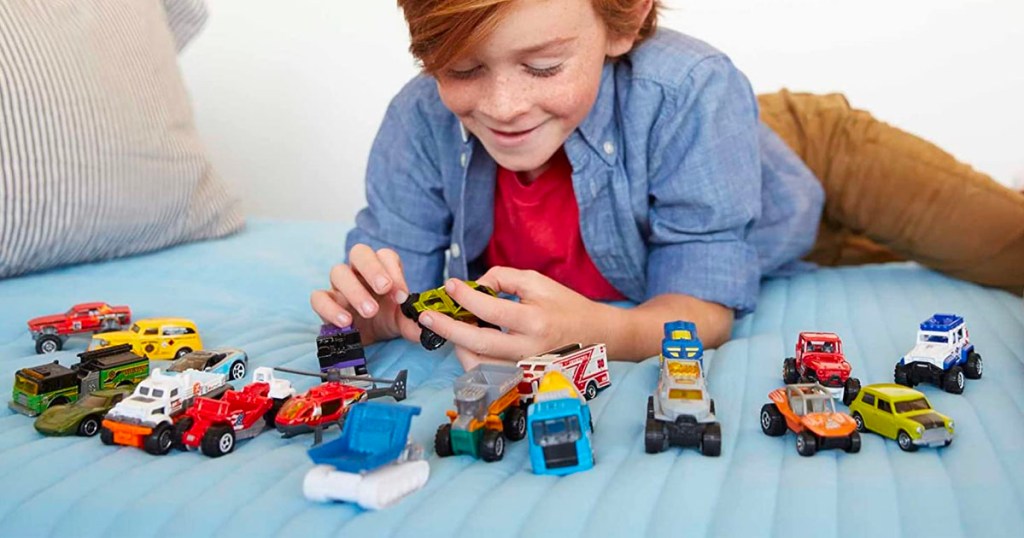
left=644, top=419, right=668, bottom=454
left=480, top=429, right=505, bottom=462
left=174, top=347, right=192, bottom=359
left=503, top=406, right=527, bottom=441
left=760, top=404, right=786, bottom=437
left=100, top=426, right=115, bottom=445
left=710, top=399, right=716, bottom=416
left=400, top=293, right=420, bottom=319
left=173, top=417, right=194, bottom=450
left=897, top=430, right=918, bottom=452
left=942, top=366, right=965, bottom=394
left=201, top=425, right=235, bottom=457
left=842, top=378, right=861, bottom=406
left=144, top=423, right=175, bottom=455
left=894, top=364, right=911, bottom=387
left=35, top=334, right=63, bottom=354
left=77, top=415, right=102, bottom=437
left=796, top=431, right=817, bottom=457
left=435, top=423, right=454, bottom=457
left=782, top=358, right=800, bottom=384
left=584, top=381, right=598, bottom=400
left=419, top=328, right=446, bottom=350
left=965, top=352, right=983, bottom=379
left=846, top=431, right=861, bottom=453
left=646, top=396, right=655, bottom=419
left=852, top=412, right=867, bottom=433
left=700, top=423, right=722, bottom=457
left=229, top=361, right=247, bottom=380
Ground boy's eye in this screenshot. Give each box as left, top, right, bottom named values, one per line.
left=524, top=63, right=564, bottom=78
left=445, top=65, right=482, bottom=80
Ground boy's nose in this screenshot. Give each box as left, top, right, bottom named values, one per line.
left=478, top=79, right=530, bottom=125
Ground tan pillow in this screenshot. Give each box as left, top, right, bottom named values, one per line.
left=0, top=0, right=242, bottom=278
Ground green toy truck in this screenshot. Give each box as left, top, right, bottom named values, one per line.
left=434, top=363, right=526, bottom=462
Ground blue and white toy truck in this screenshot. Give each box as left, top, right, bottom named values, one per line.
left=895, top=314, right=983, bottom=394
left=526, top=371, right=595, bottom=476
left=303, top=402, right=428, bottom=509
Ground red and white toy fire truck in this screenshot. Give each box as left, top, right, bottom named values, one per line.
left=516, top=343, right=611, bottom=403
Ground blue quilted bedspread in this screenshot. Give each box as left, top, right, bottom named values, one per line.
left=1, top=221, right=1022, bottom=538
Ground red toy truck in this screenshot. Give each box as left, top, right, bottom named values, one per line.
left=783, top=332, right=861, bottom=405
left=516, top=343, right=611, bottom=403
left=28, top=302, right=132, bottom=354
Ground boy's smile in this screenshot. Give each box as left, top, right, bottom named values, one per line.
left=435, top=0, right=634, bottom=181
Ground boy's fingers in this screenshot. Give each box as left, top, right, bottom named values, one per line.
left=310, top=289, right=353, bottom=327
left=376, top=248, right=410, bottom=304
left=349, top=244, right=393, bottom=295
left=329, top=263, right=379, bottom=318
left=419, top=311, right=522, bottom=360
left=476, top=266, right=538, bottom=298
left=444, top=278, right=532, bottom=332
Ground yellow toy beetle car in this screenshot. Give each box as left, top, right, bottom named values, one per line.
left=89, top=318, right=203, bottom=360
left=847, top=384, right=954, bottom=451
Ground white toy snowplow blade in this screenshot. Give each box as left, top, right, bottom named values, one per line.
left=303, top=460, right=429, bottom=510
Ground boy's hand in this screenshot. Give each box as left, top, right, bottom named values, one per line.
left=310, top=244, right=422, bottom=346
left=416, top=267, right=615, bottom=370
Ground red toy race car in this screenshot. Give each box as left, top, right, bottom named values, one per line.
left=28, top=302, right=132, bottom=354
left=783, top=332, right=861, bottom=405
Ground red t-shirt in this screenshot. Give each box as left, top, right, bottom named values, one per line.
left=483, top=149, right=626, bottom=301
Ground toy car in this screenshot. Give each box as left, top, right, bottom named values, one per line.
left=782, top=332, right=860, bottom=405
left=645, top=321, right=721, bottom=457
left=527, top=370, right=595, bottom=475
left=848, top=384, right=954, bottom=451
left=517, top=343, right=610, bottom=403
left=168, top=348, right=249, bottom=381
left=273, top=367, right=408, bottom=438
left=9, top=344, right=148, bottom=417
left=28, top=302, right=132, bottom=354
left=400, top=281, right=499, bottom=350
left=760, top=383, right=861, bottom=456
left=33, top=387, right=133, bottom=436
left=316, top=323, right=367, bottom=375
left=894, top=314, right=982, bottom=394
left=89, top=317, right=202, bottom=360
left=435, top=363, right=526, bottom=462
left=304, top=402, right=428, bottom=510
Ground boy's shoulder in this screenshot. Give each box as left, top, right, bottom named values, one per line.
left=626, top=28, right=740, bottom=93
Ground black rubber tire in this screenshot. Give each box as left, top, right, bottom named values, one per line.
left=174, top=347, right=192, bottom=359
left=77, top=415, right=102, bottom=437
left=897, top=430, right=918, bottom=452
left=782, top=358, right=800, bottom=384
left=646, top=396, right=655, bottom=419
left=760, top=403, right=786, bottom=437
left=400, top=293, right=420, bottom=320
left=435, top=423, right=454, bottom=457
left=894, top=364, right=911, bottom=387
left=852, top=412, right=867, bottom=433
left=201, top=425, right=235, bottom=457
left=100, top=426, right=115, bottom=445
left=173, top=417, right=194, bottom=450
left=503, top=406, right=527, bottom=441
left=710, top=399, right=716, bottom=416
left=700, top=422, right=722, bottom=457
left=644, top=418, right=668, bottom=454
left=36, top=334, right=63, bottom=354
left=843, top=377, right=861, bottom=406
left=144, top=423, right=174, bottom=455
left=943, top=366, right=965, bottom=394
left=229, top=361, right=247, bottom=381
left=480, top=429, right=505, bottom=462
left=846, top=431, right=861, bottom=453
left=419, top=328, right=446, bottom=350
left=584, top=382, right=598, bottom=401
left=796, top=430, right=817, bottom=457
left=965, top=352, right=983, bottom=379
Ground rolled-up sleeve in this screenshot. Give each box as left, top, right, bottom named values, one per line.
left=345, top=82, right=452, bottom=292
left=645, top=56, right=763, bottom=315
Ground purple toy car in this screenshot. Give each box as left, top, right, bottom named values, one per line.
left=317, top=324, right=367, bottom=375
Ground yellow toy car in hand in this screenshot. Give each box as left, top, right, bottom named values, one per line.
left=89, top=318, right=202, bottom=360
left=848, top=384, right=954, bottom=451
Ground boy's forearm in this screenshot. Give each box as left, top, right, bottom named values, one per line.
left=594, top=294, right=734, bottom=361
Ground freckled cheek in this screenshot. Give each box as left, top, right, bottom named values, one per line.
left=437, top=83, right=479, bottom=120
left=538, top=77, right=600, bottom=123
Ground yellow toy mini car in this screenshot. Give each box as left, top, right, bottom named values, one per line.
left=89, top=318, right=202, bottom=360
left=848, top=384, right=954, bottom=451
left=400, top=281, right=499, bottom=350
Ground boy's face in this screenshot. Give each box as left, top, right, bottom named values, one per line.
left=435, top=0, right=634, bottom=180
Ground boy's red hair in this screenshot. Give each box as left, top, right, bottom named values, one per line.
left=398, top=0, right=661, bottom=74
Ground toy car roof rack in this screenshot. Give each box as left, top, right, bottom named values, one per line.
left=920, top=314, right=963, bottom=332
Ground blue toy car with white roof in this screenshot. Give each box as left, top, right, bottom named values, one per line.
left=895, top=314, right=982, bottom=394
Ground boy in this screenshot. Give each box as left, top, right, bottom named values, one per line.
left=311, top=0, right=1024, bottom=368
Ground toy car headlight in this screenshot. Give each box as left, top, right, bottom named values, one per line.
left=915, top=425, right=924, bottom=434
left=947, top=420, right=955, bottom=431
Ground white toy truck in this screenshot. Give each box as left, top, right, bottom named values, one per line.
left=100, top=368, right=231, bottom=454
left=516, top=343, right=611, bottom=403
left=895, top=314, right=982, bottom=394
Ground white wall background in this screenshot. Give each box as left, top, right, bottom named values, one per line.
left=179, top=0, right=1024, bottom=221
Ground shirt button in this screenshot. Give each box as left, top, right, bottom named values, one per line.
left=603, top=141, right=615, bottom=155
left=460, top=153, right=468, bottom=168
left=450, top=243, right=461, bottom=259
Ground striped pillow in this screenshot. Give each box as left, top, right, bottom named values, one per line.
left=0, top=0, right=243, bottom=279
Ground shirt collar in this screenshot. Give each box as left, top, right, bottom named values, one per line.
left=575, top=61, right=618, bottom=166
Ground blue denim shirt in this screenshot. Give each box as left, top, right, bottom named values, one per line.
left=346, top=29, right=824, bottom=315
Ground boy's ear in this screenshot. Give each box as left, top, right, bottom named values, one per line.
left=605, top=0, right=655, bottom=58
